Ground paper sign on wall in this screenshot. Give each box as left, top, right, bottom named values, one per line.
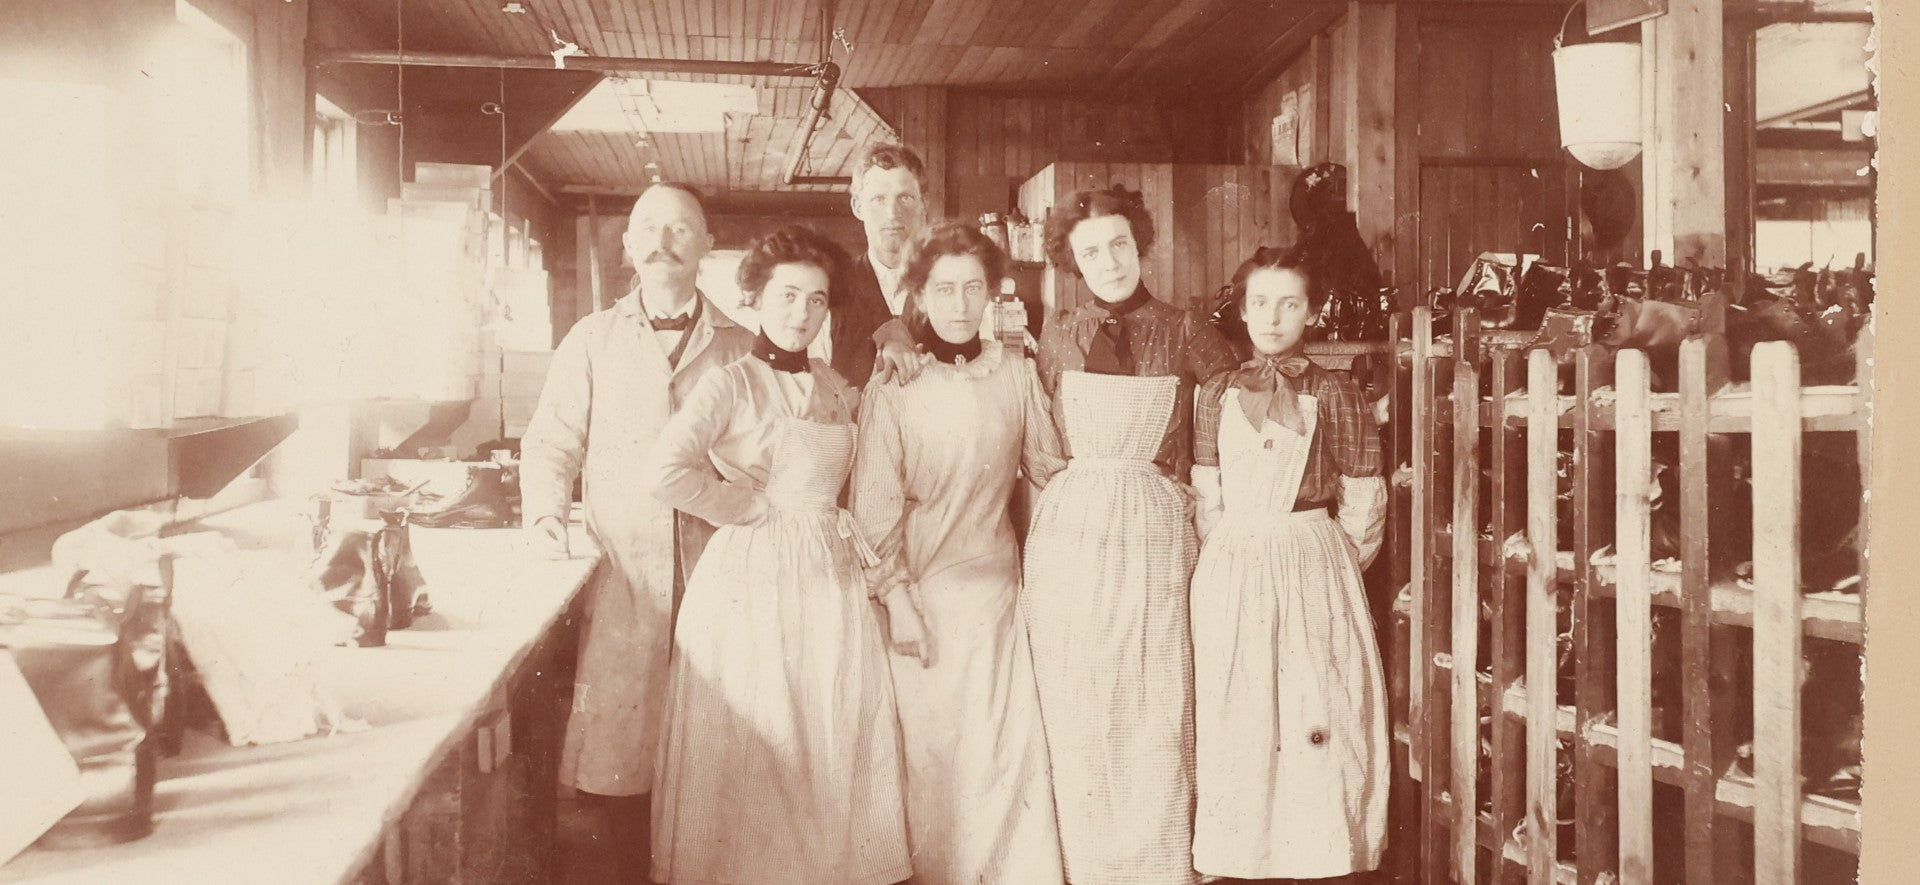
left=1296, top=84, right=1316, bottom=164
left=1272, top=91, right=1300, bottom=166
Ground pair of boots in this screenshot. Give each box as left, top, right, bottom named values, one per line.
left=310, top=513, right=432, bottom=648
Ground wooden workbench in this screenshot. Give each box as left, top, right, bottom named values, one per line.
left=1, top=502, right=599, bottom=885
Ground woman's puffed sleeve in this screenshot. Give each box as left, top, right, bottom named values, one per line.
left=645, top=368, right=763, bottom=526
left=850, top=382, right=911, bottom=582
left=1018, top=359, right=1068, bottom=488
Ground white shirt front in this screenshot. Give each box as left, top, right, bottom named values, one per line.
left=870, top=247, right=908, bottom=318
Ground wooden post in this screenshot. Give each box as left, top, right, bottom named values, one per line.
left=1346, top=1, right=1400, bottom=280
left=1643, top=0, right=1728, bottom=331
left=1751, top=342, right=1804, bottom=881
left=1410, top=307, right=1435, bottom=783
left=1614, top=349, right=1655, bottom=885
left=1419, top=335, right=1454, bottom=885
left=1489, top=348, right=1527, bottom=885
left=1573, top=346, right=1619, bottom=885
left=1450, top=355, right=1481, bottom=885
left=583, top=194, right=602, bottom=316
left=1525, top=349, right=1561, bottom=884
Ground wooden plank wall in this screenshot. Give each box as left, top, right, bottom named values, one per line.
left=865, top=86, right=1240, bottom=226
left=1241, top=52, right=1319, bottom=166
left=1407, top=10, right=1573, bottom=294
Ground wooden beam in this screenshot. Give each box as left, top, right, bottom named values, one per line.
left=1755, top=146, right=1874, bottom=188
left=491, top=76, right=602, bottom=185
left=512, top=162, right=557, bottom=206
left=1231, top=6, right=1346, bottom=100
left=559, top=185, right=852, bottom=216
left=313, top=49, right=818, bottom=78
left=1758, top=89, right=1875, bottom=128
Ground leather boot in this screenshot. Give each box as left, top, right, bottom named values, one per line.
left=311, top=527, right=390, bottom=647
left=5, top=588, right=168, bottom=846
left=407, top=463, right=519, bottom=529
left=377, top=514, right=433, bottom=629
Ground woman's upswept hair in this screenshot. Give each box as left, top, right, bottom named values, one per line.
left=901, top=221, right=1009, bottom=297
left=1228, top=244, right=1321, bottom=312
left=736, top=225, right=851, bottom=309
left=1042, top=184, right=1154, bottom=277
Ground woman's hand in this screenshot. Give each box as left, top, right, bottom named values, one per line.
left=883, top=584, right=934, bottom=667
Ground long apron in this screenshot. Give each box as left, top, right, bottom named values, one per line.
left=1189, top=389, right=1389, bottom=878
left=651, top=418, right=911, bottom=885
left=1022, top=371, right=1198, bottom=885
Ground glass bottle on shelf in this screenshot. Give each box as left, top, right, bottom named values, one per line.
left=993, top=277, right=1028, bottom=356
left=979, top=212, right=1009, bottom=252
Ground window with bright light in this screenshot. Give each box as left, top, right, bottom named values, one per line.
left=171, top=0, right=250, bottom=203
left=0, top=79, right=120, bottom=429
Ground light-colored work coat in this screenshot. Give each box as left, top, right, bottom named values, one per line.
left=520, top=289, right=752, bottom=796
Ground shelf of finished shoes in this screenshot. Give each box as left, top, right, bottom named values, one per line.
left=1489, top=679, right=1863, bottom=855
left=1385, top=654, right=1864, bottom=856
left=1399, top=528, right=1864, bottom=646
left=1445, top=383, right=1870, bottom=434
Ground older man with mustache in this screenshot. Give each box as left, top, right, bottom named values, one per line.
left=520, top=181, right=752, bottom=883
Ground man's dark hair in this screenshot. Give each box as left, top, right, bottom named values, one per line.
left=850, top=143, right=928, bottom=197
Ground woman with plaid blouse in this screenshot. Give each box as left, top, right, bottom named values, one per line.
left=1188, top=246, right=1389, bottom=880
left=1023, top=185, right=1239, bottom=885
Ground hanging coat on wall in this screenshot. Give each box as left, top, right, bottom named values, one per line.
left=520, top=289, right=753, bottom=797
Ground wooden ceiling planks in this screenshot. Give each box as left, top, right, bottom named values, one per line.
left=318, top=0, right=1337, bottom=197
left=1052, top=0, right=1129, bottom=49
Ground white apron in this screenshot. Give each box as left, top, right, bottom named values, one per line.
left=1189, top=388, right=1389, bottom=878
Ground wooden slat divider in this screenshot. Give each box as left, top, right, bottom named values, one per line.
left=1488, top=347, right=1527, bottom=885
left=1419, top=336, right=1455, bottom=885
left=1450, top=349, right=1482, bottom=885
left=1612, top=349, right=1655, bottom=885
left=1572, top=345, right=1619, bottom=885
left=1676, top=337, right=1721, bottom=882
left=1386, top=311, right=1421, bottom=884
left=1525, top=348, right=1560, bottom=884
left=1751, top=342, right=1804, bottom=882
left=1408, top=308, right=1434, bottom=782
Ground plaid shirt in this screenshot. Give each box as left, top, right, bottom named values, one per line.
left=1194, top=358, right=1384, bottom=507
left=1035, top=295, right=1241, bottom=479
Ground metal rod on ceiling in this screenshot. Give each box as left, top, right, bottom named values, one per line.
left=314, top=48, right=818, bottom=78
left=783, top=1, right=849, bottom=187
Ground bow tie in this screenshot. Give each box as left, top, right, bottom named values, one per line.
left=650, top=313, right=695, bottom=332
left=1231, top=355, right=1311, bottom=435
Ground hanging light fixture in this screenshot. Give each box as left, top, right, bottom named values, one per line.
left=1552, top=1, right=1642, bottom=171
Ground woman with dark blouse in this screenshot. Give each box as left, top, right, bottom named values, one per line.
left=1022, top=185, right=1238, bottom=885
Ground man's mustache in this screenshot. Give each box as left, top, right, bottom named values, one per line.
left=644, top=251, right=683, bottom=266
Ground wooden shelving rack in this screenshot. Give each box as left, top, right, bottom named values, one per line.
left=1383, top=307, right=1870, bottom=884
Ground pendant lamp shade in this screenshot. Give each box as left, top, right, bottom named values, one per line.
left=1553, top=41, right=1643, bottom=170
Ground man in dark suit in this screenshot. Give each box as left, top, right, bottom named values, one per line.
left=824, top=142, right=929, bottom=387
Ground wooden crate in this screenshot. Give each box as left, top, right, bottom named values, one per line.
left=1391, top=307, right=1869, bottom=883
